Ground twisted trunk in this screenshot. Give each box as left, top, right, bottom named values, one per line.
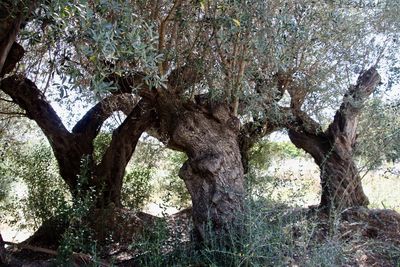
left=288, top=68, right=380, bottom=211
left=159, top=98, right=245, bottom=242
left=288, top=130, right=368, bottom=211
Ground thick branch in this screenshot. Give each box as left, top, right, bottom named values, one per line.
left=0, top=42, right=24, bottom=77
left=0, top=1, right=35, bottom=74
left=94, top=100, right=155, bottom=206
left=288, top=67, right=380, bottom=159
left=327, top=67, right=381, bottom=151
left=0, top=76, right=71, bottom=142
left=0, top=76, right=86, bottom=190
left=0, top=13, right=22, bottom=75
left=72, top=93, right=137, bottom=141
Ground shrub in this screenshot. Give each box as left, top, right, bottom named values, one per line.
left=1, top=142, right=70, bottom=229
left=131, top=198, right=348, bottom=267
left=122, top=167, right=152, bottom=210
left=160, top=150, right=191, bottom=209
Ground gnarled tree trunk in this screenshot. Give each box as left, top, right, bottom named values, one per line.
left=288, top=68, right=380, bottom=212
left=288, top=130, right=368, bottom=211
left=158, top=98, right=245, bottom=242
left=287, top=68, right=380, bottom=214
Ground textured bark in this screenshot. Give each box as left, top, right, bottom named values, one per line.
left=93, top=100, right=155, bottom=207
left=288, top=68, right=381, bottom=211
left=288, top=129, right=369, bottom=210
left=158, top=97, right=245, bottom=241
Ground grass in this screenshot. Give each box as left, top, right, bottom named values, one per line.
left=2, top=155, right=399, bottom=266
left=362, top=164, right=400, bottom=212
left=131, top=199, right=349, bottom=267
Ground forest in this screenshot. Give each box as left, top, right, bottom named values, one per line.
left=0, top=0, right=400, bottom=266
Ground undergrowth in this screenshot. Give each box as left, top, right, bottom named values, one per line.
left=131, top=198, right=348, bottom=267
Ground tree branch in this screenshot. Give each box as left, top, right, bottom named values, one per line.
left=0, top=76, right=83, bottom=190
left=72, top=93, right=137, bottom=141
left=326, top=67, right=381, bottom=158
left=288, top=67, right=381, bottom=162
left=0, top=14, right=22, bottom=75
left=0, top=76, right=71, bottom=141
left=0, top=1, right=36, bottom=75
left=93, top=100, right=155, bottom=206
left=0, top=42, right=24, bottom=77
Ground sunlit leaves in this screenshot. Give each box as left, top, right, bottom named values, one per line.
left=15, top=0, right=400, bottom=123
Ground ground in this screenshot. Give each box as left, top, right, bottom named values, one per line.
left=1, top=159, right=399, bottom=266
left=1, top=206, right=400, bottom=266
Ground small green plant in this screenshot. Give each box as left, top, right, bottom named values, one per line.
left=122, top=167, right=153, bottom=210
left=161, top=151, right=190, bottom=209
left=130, top=198, right=349, bottom=267
left=93, top=133, right=112, bottom=164
left=57, top=158, right=98, bottom=264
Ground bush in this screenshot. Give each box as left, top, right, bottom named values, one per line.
left=1, top=142, right=70, bottom=229
left=0, top=157, right=12, bottom=202
left=122, top=167, right=152, bottom=210
left=160, top=150, right=191, bottom=209
left=131, top=198, right=347, bottom=267
left=93, top=133, right=112, bottom=164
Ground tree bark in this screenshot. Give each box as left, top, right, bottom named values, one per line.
left=158, top=98, right=245, bottom=242
left=288, top=129, right=369, bottom=211
left=288, top=68, right=380, bottom=211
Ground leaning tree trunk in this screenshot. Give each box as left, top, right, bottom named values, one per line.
left=288, top=130, right=368, bottom=211
left=159, top=100, right=245, bottom=242
left=288, top=67, right=380, bottom=212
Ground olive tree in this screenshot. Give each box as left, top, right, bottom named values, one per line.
left=1, top=0, right=399, bottom=242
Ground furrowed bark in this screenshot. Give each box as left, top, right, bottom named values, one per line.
left=94, top=100, right=155, bottom=207
left=158, top=96, right=244, bottom=242
left=288, top=68, right=381, bottom=211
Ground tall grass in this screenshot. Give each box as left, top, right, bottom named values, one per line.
left=132, top=198, right=348, bottom=267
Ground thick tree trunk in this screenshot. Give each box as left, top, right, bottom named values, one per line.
left=288, top=130, right=368, bottom=211
left=159, top=100, right=245, bottom=242
left=287, top=68, right=380, bottom=212
left=319, top=154, right=368, bottom=209
left=92, top=100, right=154, bottom=207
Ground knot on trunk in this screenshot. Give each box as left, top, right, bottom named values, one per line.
left=193, top=153, right=223, bottom=176
left=179, top=153, right=223, bottom=180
